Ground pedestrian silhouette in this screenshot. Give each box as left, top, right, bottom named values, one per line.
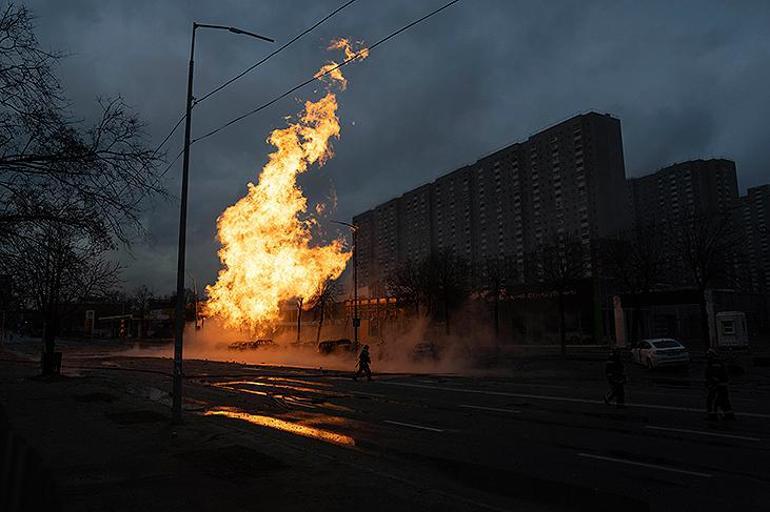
left=705, top=348, right=735, bottom=421
left=604, top=349, right=626, bottom=408
left=353, top=344, right=372, bottom=381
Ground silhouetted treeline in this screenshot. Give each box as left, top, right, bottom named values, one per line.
left=0, top=5, right=165, bottom=370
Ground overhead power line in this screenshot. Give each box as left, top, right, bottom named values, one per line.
left=195, top=0, right=359, bottom=106
left=192, top=0, right=462, bottom=145
left=148, top=0, right=358, bottom=177
left=153, top=113, right=186, bottom=155
left=158, top=147, right=185, bottom=180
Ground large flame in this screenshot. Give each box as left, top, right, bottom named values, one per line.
left=206, top=38, right=367, bottom=332
left=314, top=38, right=369, bottom=90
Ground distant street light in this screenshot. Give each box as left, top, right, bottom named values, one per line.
left=173, top=22, right=273, bottom=424
left=331, top=221, right=359, bottom=346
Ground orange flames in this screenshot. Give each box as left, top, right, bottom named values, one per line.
left=314, top=38, right=369, bottom=90
left=205, top=39, right=367, bottom=333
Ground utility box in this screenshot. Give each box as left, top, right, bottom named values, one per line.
left=715, top=311, right=749, bottom=349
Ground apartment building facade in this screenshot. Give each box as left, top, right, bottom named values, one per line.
left=353, top=112, right=629, bottom=295
left=740, top=184, right=770, bottom=295
left=627, top=159, right=739, bottom=228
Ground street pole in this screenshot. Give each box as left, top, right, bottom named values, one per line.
left=172, top=23, right=196, bottom=424
left=331, top=221, right=359, bottom=345
left=353, top=227, right=359, bottom=345
left=172, top=22, right=272, bottom=424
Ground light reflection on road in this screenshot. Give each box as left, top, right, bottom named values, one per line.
left=212, top=380, right=336, bottom=395
left=204, top=407, right=356, bottom=447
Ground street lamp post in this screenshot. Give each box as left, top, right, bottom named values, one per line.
left=173, top=22, right=273, bottom=424
left=332, top=221, right=359, bottom=345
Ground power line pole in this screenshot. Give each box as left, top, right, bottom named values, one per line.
left=331, top=221, right=359, bottom=344
left=172, top=23, right=272, bottom=424
left=353, top=226, right=359, bottom=345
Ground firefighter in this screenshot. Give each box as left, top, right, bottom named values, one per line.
left=604, top=349, right=627, bottom=408
left=353, top=344, right=372, bottom=381
left=705, top=348, right=735, bottom=420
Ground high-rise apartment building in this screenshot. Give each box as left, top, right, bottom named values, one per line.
left=627, top=159, right=741, bottom=289
left=353, top=112, right=629, bottom=294
left=740, top=184, right=770, bottom=294
left=627, top=159, right=739, bottom=228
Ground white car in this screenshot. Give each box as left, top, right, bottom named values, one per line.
left=631, top=338, right=690, bottom=369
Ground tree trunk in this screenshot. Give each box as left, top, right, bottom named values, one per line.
left=42, top=256, right=60, bottom=375
left=296, top=298, right=303, bottom=345
left=315, top=301, right=325, bottom=344
left=444, top=290, right=450, bottom=336
left=42, top=301, right=58, bottom=375
left=510, top=299, right=517, bottom=344
left=493, top=290, right=500, bottom=341
left=699, top=289, right=711, bottom=350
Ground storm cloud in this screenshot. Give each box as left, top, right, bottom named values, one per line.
left=28, top=0, right=770, bottom=292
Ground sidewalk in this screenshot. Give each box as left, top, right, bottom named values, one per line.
left=0, top=355, right=478, bottom=512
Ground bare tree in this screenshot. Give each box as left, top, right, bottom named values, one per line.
left=0, top=5, right=165, bottom=372
left=0, top=5, right=165, bottom=242
left=311, top=279, right=341, bottom=344
left=130, top=285, right=154, bottom=338
left=479, top=256, right=518, bottom=341
left=423, top=250, right=470, bottom=336
left=386, top=259, right=424, bottom=316
left=0, top=273, right=16, bottom=344
left=601, top=224, right=667, bottom=343
left=0, top=221, right=121, bottom=360
left=386, top=251, right=470, bottom=336
left=538, top=236, right=587, bottom=358
left=675, top=212, right=746, bottom=349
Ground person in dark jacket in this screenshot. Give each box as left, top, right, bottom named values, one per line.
left=353, top=344, right=372, bottom=381
left=705, top=348, right=734, bottom=420
left=604, top=349, right=626, bottom=408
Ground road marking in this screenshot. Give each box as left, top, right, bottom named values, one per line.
left=381, top=382, right=770, bottom=419
left=460, top=404, right=521, bottom=414
left=384, top=420, right=444, bottom=432
left=577, top=453, right=712, bottom=478
left=646, top=425, right=760, bottom=442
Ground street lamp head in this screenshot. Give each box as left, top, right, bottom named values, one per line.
left=330, top=220, right=358, bottom=231
left=193, top=22, right=274, bottom=43
left=227, top=26, right=275, bottom=43
left=173, top=19, right=272, bottom=423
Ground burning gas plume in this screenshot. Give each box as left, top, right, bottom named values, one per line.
left=315, top=38, right=369, bottom=90
left=206, top=38, right=368, bottom=332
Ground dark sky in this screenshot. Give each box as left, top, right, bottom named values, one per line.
left=29, top=0, right=770, bottom=294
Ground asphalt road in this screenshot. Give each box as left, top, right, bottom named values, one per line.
left=9, top=341, right=770, bottom=511
left=193, top=365, right=770, bottom=511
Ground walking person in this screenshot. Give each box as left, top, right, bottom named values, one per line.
left=705, top=348, right=735, bottom=421
left=604, top=349, right=626, bottom=408
left=353, top=344, right=372, bottom=381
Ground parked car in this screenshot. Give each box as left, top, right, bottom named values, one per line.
left=227, top=339, right=276, bottom=351
left=318, top=338, right=359, bottom=355
left=411, top=341, right=439, bottom=361
left=631, top=338, right=690, bottom=369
